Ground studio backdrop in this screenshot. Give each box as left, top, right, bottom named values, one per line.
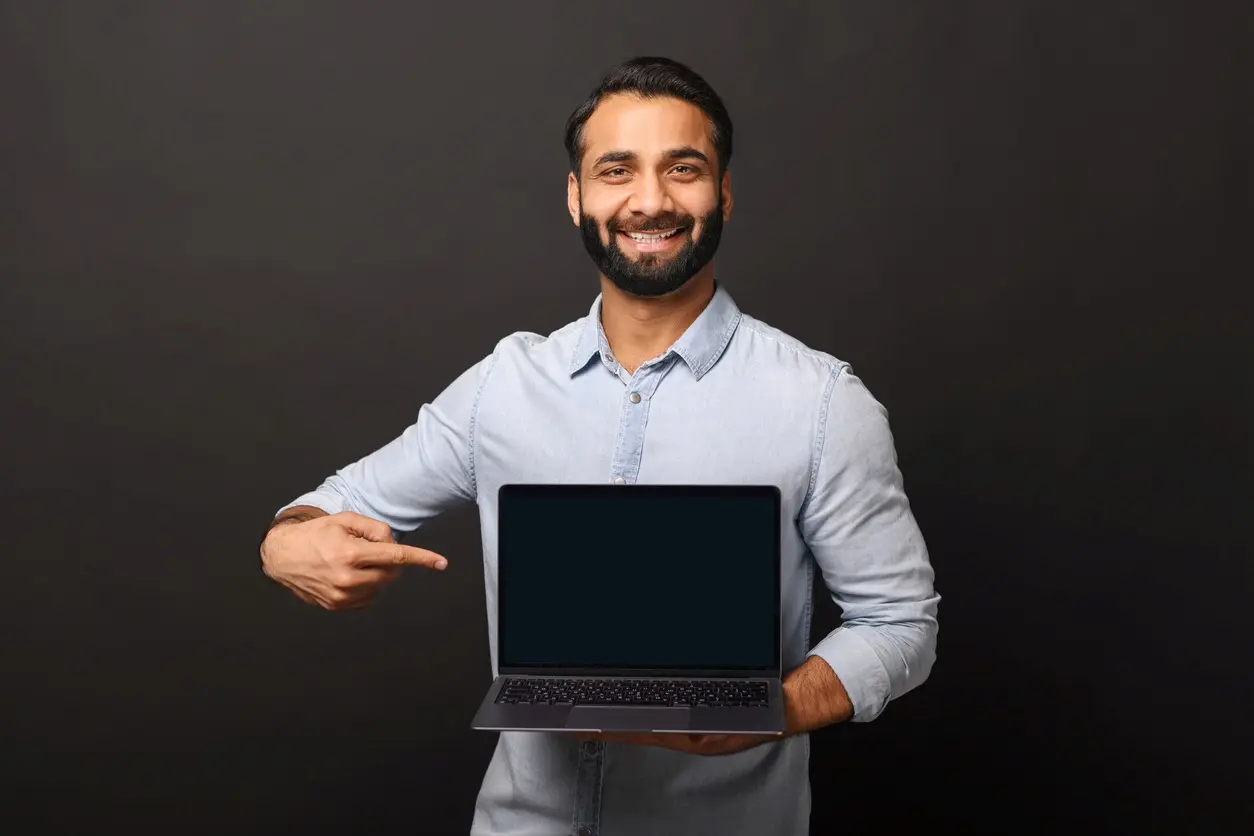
left=1, top=2, right=1248, bottom=834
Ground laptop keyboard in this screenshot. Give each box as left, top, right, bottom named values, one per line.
left=495, top=678, right=770, bottom=707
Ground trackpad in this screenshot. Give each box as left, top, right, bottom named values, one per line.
left=565, top=706, right=691, bottom=732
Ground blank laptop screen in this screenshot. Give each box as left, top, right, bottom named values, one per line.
left=497, top=485, right=780, bottom=673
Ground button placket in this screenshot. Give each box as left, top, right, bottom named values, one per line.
left=607, top=357, right=675, bottom=486
left=572, top=737, right=604, bottom=836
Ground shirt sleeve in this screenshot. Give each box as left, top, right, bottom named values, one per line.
left=274, top=353, right=497, bottom=536
left=798, top=364, right=939, bottom=723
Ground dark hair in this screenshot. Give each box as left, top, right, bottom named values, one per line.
left=563, top=56, right=733, bottom=177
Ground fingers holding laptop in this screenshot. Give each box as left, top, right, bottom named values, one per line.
left=261, top=510, right=449, bottom=611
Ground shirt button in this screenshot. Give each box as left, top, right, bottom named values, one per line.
left=578, top=828, right=594, bottom=836
left=612, top=476, right=626, bottom=485
left=582, top=741, right=598, bottom=755
left=628, top=391, right=641, bottom=403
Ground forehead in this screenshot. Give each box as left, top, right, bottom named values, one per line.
left=581, top=94, right=715, bottom=164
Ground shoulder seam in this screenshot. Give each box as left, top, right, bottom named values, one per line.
left=467, top=349, right=502, bottom=499
left=508, top=319, right=585, bottom=351
left=801, top=362, right=850, bottom=515
left=737, top=318, right=845, bottom=371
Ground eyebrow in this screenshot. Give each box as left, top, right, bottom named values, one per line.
left=591, top=146, right=711, bottom=169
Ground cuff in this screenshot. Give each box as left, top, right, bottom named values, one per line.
left=807, top=627, right=893, bottom=723
left=275, top=490, right=348, bottom=519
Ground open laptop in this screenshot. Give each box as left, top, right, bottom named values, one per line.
left=471, top=483, right=786, bottom=735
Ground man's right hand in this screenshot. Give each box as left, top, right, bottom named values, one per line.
left=260, top=511, right=448, bottom=611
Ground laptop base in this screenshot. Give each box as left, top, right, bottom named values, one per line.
left=471, top=676, right=787, bottom=735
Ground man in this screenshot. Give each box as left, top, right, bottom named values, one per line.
left=261, top=56, right=939, bottom=836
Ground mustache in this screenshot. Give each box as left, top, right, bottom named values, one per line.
left=606, top=214, right=694, bottom=234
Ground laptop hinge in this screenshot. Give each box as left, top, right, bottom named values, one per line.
left=499, top=667, right=778, bottom=679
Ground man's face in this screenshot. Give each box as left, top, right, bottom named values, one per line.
left=567, top=94, right=732, bottom=298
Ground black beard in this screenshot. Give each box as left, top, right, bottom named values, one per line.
left=579, top=199, right=724, bottom=298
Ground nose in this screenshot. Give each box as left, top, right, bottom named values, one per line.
left=625, top=170, right=674, bottom=217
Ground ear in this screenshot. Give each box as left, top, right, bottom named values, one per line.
left=567, top=172, right=581, bottom=227
left=720, top=169, right=734, bottom=221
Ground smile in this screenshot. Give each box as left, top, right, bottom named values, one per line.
left=623, top=228, right=682, bottom=241
left=617, top=227, right=688, bottom=253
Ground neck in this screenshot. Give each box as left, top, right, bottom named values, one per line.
left=599, top=267, right=717, bottom=374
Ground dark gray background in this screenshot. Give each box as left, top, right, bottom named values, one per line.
left=1, top=1, right=1248, bottom=834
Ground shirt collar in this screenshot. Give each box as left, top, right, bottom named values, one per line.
left=568, top=282, right=742, bottom=381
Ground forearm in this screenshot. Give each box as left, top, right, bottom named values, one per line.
left=782, top=655, right=854, bottom=735
left=264, top=353, right=493, bottom=543
left=807, top=616, right=937, bottom=724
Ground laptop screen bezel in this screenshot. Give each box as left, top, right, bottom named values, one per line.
left=495, top=483, right=783, bottom=679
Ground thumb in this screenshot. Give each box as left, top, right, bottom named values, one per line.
left=335, top=511, right=396, bottom=543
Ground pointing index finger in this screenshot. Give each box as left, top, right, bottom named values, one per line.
left=355, top=543, right=448, bottom=570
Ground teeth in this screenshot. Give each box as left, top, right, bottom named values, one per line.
left=627, top=229, right=680, bottom=241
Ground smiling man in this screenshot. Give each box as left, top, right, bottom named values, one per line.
left=572, top=96, right=726, bottom=302
left=262, top=56, right=939, bottom=836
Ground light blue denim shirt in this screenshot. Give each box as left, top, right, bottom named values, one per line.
left=278, top=283, right=939, bottom=836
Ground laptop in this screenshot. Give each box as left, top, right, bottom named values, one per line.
left=471, top=483, right=787, bottom=735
